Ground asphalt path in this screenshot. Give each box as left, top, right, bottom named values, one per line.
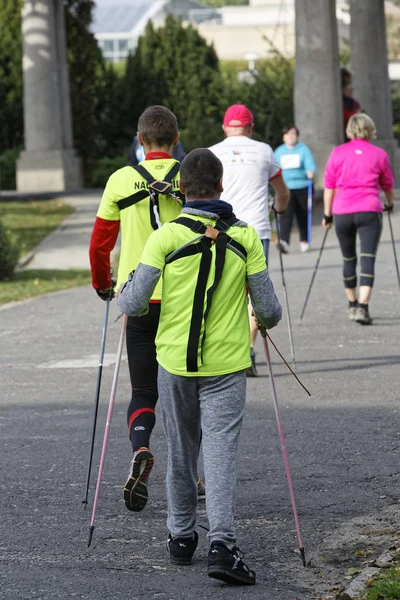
left=1, top=214, right=400, bottom=600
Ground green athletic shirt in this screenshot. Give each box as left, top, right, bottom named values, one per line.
left=96, top=160, right=183, bottom=297
left=140, top=214, right=267, bottom=376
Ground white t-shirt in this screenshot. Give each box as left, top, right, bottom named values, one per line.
left=209, top=136, right=281, bottom=239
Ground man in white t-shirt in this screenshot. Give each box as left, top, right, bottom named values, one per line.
left=210, top=104, right=289, bottom=376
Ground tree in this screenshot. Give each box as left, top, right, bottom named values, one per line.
left=220, top=54, right=294, bottom=149
left=122, top=16, right=226, bottom=150
left=65, top=0, right=122, bottom=182
left=0, top=0, right=118, bottom=185
left=0, top=0, right=23, bottom=154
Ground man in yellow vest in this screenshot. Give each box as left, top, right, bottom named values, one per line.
left=117, top=148, right=282, bottom=585
left=90, top=106, right=206, bottom=514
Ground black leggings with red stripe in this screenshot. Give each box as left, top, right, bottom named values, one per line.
left=126, top=303, right=160, bottom=452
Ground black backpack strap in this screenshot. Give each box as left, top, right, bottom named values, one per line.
left=117, top=190, right=150, bottom=211
left=166, top=216, right=247, bottom=372
left=215, top=217, right=247, bottom=261
left=132, top=162, right=180, bottom=195
left=117, top=162, right=183, bottom=214
left=199, top=232, right=228, bottom=359
left=214, top=215, right=239, bottom=232
left=168, top=216, right=247, bottom=263
left=186, top=237, right=213, bottom=372
left=172, top=216, right=207, bottom=234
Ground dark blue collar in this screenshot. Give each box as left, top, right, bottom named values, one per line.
left=184, top=200, right=236, bottom=221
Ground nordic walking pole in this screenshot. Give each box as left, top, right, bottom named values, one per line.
left=261, top=328, right=306, bottom=567
left=299, top=227, right=330, bottom=324
left=82, top=296, right=111, bottom=508
left=386, top=208, right=400, bottom=291
left=274, top=207, right=296, bottom=371
left=88, top=313, right=128, bottom=548
left=307, top=180, right=313, bottom=245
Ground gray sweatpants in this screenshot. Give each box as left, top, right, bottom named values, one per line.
left=158, top=365, right=246, bottom=547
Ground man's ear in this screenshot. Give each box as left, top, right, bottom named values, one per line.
left=173, top=132, right=180, bottom=147
left=137, top=132, right=144, bottom=146
left=222, top=124, right=227, bottom=135
left=217, top=177, right=224, bottom=193
left=179, top=181, right=185, bottom=195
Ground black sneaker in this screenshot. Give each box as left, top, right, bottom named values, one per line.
left=347, top=305, right=357, bottom=321
left=124, top=447, right=154, bottom=512
left=355, top=305, right=373, bottom=325
left=167, top=531, right=199, bottom=565
left=246, top=348, right=258, bottom=377
left=208, top=541, right=256, bottom=585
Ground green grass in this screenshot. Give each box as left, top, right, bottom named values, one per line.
left=360, top=565, right=400, bottom=599
left=0, top=199, right=91, bottom=304
left=0, top=269, right=92, bottom=305
left=0, top=199, right=74, bottom=257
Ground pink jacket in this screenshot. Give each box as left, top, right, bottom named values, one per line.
left=324, top=139, right=394, bottom=214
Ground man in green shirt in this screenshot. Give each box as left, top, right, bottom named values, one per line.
left=117, top=148, right=282, bottom=585
left=90, top=106, right=208, bottom=514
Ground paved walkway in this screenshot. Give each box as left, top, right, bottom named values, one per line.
left=2, top=204, right=400, bottom=599
left=22, top=193, right=120, bottom=271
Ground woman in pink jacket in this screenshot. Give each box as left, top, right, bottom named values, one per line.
left=322, top=113, right=394, bottom=324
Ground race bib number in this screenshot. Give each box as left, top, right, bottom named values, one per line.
left=280, top=154, right=301, bottom=169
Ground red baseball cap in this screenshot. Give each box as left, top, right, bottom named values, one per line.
left=223, top=104, right=254, bottom=127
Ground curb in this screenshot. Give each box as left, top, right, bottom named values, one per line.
left=16, top=250, right=35, bottom=270
left=336, top=543, right=400, bottom=600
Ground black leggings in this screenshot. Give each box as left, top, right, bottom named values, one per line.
left=335, top=212, right=382, bottom=289
left=278, top=187, right=309, bottom=244
left=126, top=303, right=160, bottom=452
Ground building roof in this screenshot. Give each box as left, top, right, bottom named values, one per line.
left=92, top=0, right=211, bottom=36
left=92, top=0, right=167, bottom=35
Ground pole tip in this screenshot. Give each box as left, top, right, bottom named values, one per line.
left=300, top=547, right=306, bottom=568
left=87, top=525, right=95, bottom=548
left=82, top=499, right=88, bottom=510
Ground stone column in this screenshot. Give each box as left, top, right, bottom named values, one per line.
left=294, top=0, right=343, bottom=189
left=17, top=0, right=81, bottom=192
left=350, top=0, right=400, bottom=184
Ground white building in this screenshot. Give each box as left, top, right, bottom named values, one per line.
left=92, top=0, right=217, bottom=62
left=92, top=0, right=400, bottom=78
left=195, top=0, right=350, bottom=61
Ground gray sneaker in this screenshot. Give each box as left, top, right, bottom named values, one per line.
left=355, top=305, right=373, bottom=325
left=347, top=306, right=357, bottom=321
left=278, top=240, right=289, bottom=254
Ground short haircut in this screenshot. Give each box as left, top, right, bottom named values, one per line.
left=180, top=149, right=223, bottom=199
left=137, top=105, right=178, bottom=147
left=282, top=124, right=299, bottom=136
left=346, top=113, right=376, bottom=141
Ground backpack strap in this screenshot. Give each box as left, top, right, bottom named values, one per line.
left=132, top=162, right=181, bottom=195
left=116, top=162, right=184, bottom=229
left=186, top=237, right=214, bottom=372
left=166, top=217, right=247, bottom=263
left=165, top=216, right=246, bottom=372
left=198, top=231, right=228, bottom=362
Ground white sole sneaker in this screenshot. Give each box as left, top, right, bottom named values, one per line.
left=300, top=242, right=310, bottom=253
left=124, top=447, right=154, bottom=512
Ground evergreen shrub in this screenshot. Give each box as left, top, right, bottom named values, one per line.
left=0, top=220, right=19, bottom=280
